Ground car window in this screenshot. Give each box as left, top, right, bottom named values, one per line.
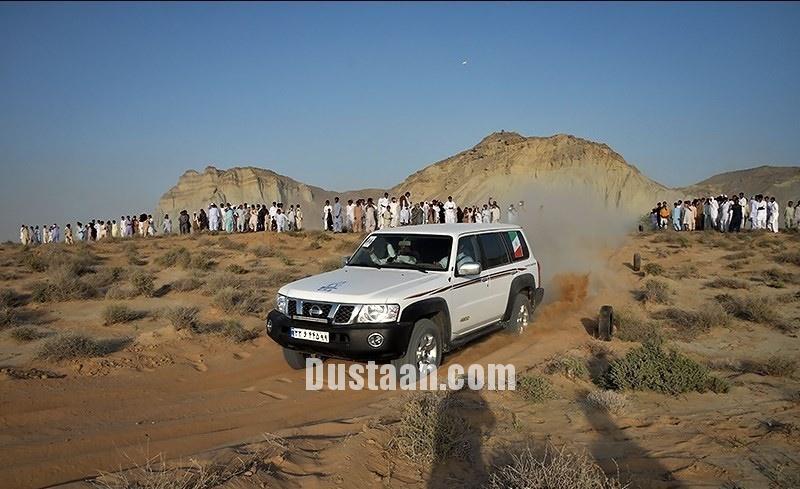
left=477, top=232, right=510, bottom=269
left=455, top=236, right=481, bottom=275
left=349, top=234, right=452, bottom=271
left=502, top=230, right=530, bottom=261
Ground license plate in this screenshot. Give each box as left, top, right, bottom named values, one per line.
left=290, top=328, right=329, bottom=343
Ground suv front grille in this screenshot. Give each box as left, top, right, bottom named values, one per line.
left=333, top=305, right=355, bottom=324
left=301, top=302, right=333, bottom=318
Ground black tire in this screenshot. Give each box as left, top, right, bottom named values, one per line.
left=391, top=318, right=442, bottom=380
left=282, top=348, right=308, bottom=370
left=598, top=305, right=613, bottom=341
left=505, top=293, right=531, bottom=335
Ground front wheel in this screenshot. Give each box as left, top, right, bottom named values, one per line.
left=391, top=318, right=442, bottom=380
left=505, top=293, right=531, bottom=335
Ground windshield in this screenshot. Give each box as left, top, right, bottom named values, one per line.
left=348, top=234, right=453, bottom=271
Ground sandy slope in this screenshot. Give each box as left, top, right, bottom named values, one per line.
left=1, top=230, right=799, bottom=488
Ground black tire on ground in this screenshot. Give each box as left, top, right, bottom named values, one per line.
left=505, top=293, right=531, bottom=335
left=282, top=348, right=308, bottom=369
left=391, top=318, right=442, bottom=380
left=633, top=253, right=641, bottom=272
left=598, top=305, right=614, bottom=341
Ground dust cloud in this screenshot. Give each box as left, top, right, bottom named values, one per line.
left=505, top=185, right=635, bottom=303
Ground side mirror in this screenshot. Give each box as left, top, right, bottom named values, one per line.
left=457, top=262, right=481, bottom=276
left=341, top=255, right=350, bottom=267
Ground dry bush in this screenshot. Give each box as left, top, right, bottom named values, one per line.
left=584, top=390, right=627, bottom=415
left=105, top=285, right=139, bottom=300
left=727, top=260, right=749, bottom=270
left=390, top=392, right=471, bottom=463
left=171, top=277, right=204, bottom=292
left=516, top=374, right=555, bottom=403
left=0, top=288, right=25, bottom=308
left=275, top=252, right=294, bottom=266
left=775, top=251, right=800, bottom=266
left=19, top=245, right=99, bottom=274
left=723, top=251, right=753, bottom=261
left=188, top=251, right=216, bottom=271
left=544, top=355, right=589, bottom=380
left=751, top=268, right=799, bottom=288
left=308, top=240, right=322, bottom=250
left=84, top=266, right=126, bottom=290
left=163, top=306, right=199, bottom=331
left=205, top=272, right=244, bottom=291
left=706, top=277, right=750, bottom=289
left=250, top=245, right=275, bottom=258
left=37, top=334, right=130, bottom=361
left=10, top=326, right=50, bottom=342
left=155, top=247, right=192, bottom=268
left=653, top=233, right=690, bottom=248
left=130, top=270, right=155, bottom=297
left=642, top=263, right=664, bottom=276
left=0, top=306, right=20, bottom=329
left=103, top=304, right=144, bottom=325
left=738, top=356, right=797, bottom=377
left=213, top=287, right=262, bottom=315
left=225, top=264, right=248, bottom=275
left=650, top=303, right=730, bottom=339
left=193, top=320, right=259, bottom=342
left=487, top=444, right=627, bottom=489
left=217, top=237, right=247, bottom=251
left=30, top=265, right=99, bottom=302
left=612, top=307, right=660, bottom=342
left=669, top=264, right=700, bottom=279
left=634, top=279, right=673, bottom=304
left=601, top=338, right=729, bottom=394
left=715, top=294, right=778, bottom=324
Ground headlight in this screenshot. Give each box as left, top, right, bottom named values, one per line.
left=357, top=304, right=400, bottom=323
left=276, top=294, right=288, bottom=314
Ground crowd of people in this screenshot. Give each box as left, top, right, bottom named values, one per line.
left=17, top=193, right=525, bottom=246
left=649, top=193, right=798, bottom=233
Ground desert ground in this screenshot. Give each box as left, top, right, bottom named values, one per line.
left=1, top=229, right=799, bottom=488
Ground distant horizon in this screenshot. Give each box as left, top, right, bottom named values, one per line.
left=2, top=2, right=799, bottom=239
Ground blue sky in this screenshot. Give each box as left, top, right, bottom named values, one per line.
left=1, top=2, right=799, bottom=237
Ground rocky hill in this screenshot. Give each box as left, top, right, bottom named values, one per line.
left=683, top=165, right=800, bottom=204
left=155, top=133, right=799, bottom=228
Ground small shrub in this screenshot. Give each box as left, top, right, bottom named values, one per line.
left=163, top=306, right=199, bottom=330
left=213, top=287, right=262, bottom=315
left=251, top=245, right=275, bottom=258
left=643, top=263, right=665, bottom=276
left=601, top=338, right=729, bottom=394
left=706, top=277, right=750, bottom=289
left=391, top=392, right=471, bottom=463
left=205, top=272, right=244, bottom=290
left=218, top=237, right=247, bottom=251
left=0, top=288, right=24, bottom=308
left=739, top=356, right=797, bottom=377
left=516, top=374, right=555, bottom=403
left=105, top=285, right=138, bottom=300
left=30, top=266, right=98, bottom=302
left=634, top=279, right=673, bottom=304
left=103, top=304, right=143, bottom=325
left=11, top=326, right=50, bottom=342
left=319, top=258, right=342, bottom=273
left=193, top=320, right=259, bottom=342
left=130, top=270, right=155, bottom=297
left=84, top=267, right=125, bottom=289
left=752, top=268, right=799, bottom=288
left=723, top=251, right=753, bottom=261
left=37, top=334, right=130, bottom=361
left=775, top=251, right=800, bottom=266
left=0, top=307, right=20, bottom=329
left=487, top=444, right=626, bottom=489
left=188, top=251, right=216, bottom=271
left=584, top=390, right=627, bottom=415
left=544, top=355, right=589, bottom=380
left=171, top=277, right=204, bottom=292
left=651, top=303, right=730, bottom=339
left=715, top=294, right=779, bottom=324
left=613, top=307, right=661, bottom=342
left=225, top=264, right=248, bottom=275
left=155, top=247, right=191, bottom=268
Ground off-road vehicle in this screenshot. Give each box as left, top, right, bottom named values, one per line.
left=266, top=223, right=544, bottom=373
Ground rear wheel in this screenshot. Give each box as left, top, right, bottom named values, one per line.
left=282, top=348, right=308, bottom=369
left=391, top=318, right=442, bottom=380
left=505, top=293, right=531, bottom=335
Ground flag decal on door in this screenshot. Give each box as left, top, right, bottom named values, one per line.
left=509, top=232, right=524, bottom=258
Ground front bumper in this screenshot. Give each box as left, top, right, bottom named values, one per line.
left=266, top=310, right=414, bottom=361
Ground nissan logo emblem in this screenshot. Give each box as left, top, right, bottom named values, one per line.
left=310, top=305, right=323, bottom=316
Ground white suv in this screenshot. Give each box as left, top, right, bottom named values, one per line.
left=266, top=223, right=544, bottom=372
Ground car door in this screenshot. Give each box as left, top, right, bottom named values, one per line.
left=475, top=232, right=514, bottom=323
left=445, top=234, right=497, bottom=336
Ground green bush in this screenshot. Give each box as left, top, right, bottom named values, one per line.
left=601, top=338, right=729, bottom=394
left=130, top=270, right=155, bottom=297
left=516, top=374, right=555, bottom=402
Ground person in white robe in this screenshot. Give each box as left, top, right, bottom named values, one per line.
left=720, top=197, right=732, bottom=233
left=491, top=203, right=501, bottom=223
left=389, top=197, right=400, bottom=228
left=767, top=197, right=779, bottom=233
left=399, top=202, right=410, bottom=226
left=482, top=205, right=491, bottom=224
left=422, top=201, right=430, bottom=224
left=287, top=206, right=296, bottom=232
left=295, top=205, right=304, bottom=231
left=784, top=201, right=795, bottom=230
left=377, top=193, right=390, bottom=229
left=443, top=196, right=457, bottom=224
left=162, top=215, right=172, bottom=234
left=345, top=200, right=355, bottom=231
left=709, top=198, right=719, bottom=230
left=275, top=209, right=287, bottom=232
left=208, top=204, right=220, bottom=232
left=20, top=225, right=30, bottom=246
left=323, top=201, right=332, bottom=230
left=364, top=201, right=376, bottom=232
left=754, top=195, right=767, bottom=230
left=268, top=202, right=278, bottom=231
